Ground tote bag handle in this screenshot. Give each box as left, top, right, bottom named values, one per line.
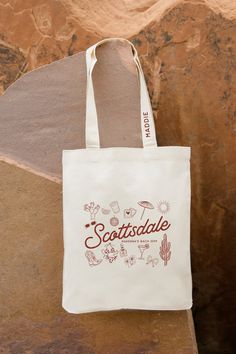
left=85, top=38, right=157, bottom=148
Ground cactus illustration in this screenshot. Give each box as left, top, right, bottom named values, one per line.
left=159, top=234, right=171, bottom=266
left=84, top=202, right=100, bottom=220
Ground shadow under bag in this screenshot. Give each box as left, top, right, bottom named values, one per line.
left=62, top=38, right=192, bottom=314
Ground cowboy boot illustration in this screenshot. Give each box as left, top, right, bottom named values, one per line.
left=85, top=250, right=103, bottom=266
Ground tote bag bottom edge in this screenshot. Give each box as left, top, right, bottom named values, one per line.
left=62, top=301, right=193, bottom=314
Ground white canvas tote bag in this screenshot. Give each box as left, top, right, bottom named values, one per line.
left=62, top=38, right=192, bottom=314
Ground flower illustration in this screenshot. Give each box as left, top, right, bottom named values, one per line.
left=124, top=255, right=136, bottom=267
left=124, top=258, right=130, bottom=267
left=129, top=255, right=136, bottom=266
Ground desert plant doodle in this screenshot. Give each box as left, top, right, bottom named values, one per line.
left=124, top=208, right=137, bottom=218
left=85, top=250, right=103, bottom=266
left=159, top=234, right=171, bottom=266
left=102, top=243, right=119, bottom=263
left=84, top=202, right=100, bottom=220
left=137, top=201, right=154, bottom=220
left=146, top=255, right=158, bottom=267
left=157, top=201, right=170, bottom=214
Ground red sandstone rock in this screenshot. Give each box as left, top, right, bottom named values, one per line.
left=0, top=40, right=198, bottom=353
left=0, top=1, right=236, bottom=353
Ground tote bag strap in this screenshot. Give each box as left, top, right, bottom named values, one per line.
left=85, top=38, right=157, bottom=148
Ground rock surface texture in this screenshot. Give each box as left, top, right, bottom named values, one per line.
left=0, top=39, right=198, bottom=354
left=0, top=1, right=236, bottom=354
left=0, top=159, right=198, bottom=354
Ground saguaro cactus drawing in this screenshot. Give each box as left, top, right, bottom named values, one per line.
left=159, top=234, right=171, bottom=266
left=84, top=202, right=100, bottom=220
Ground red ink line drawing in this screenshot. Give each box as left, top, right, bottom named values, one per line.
left=119, top=243, right=128, bottom=257
left=84, top=221, right=96, bottom=228
left=101, top=208, right=111, bottom=215
left=159, top=234, right=171, bottom=266
left=102, top=243, right=118, bottom=263
left=110, top=216, right=119, bottom=226
left=157, top=201, right=170, bottom=214
left=138, top=243, right=150, bottom=260
left=146, top=255, right=158, bottom=267
left=124, top=208, right=137, bottom=218
left=109, top=201, right=120, bottom=214
left=137, top=201, right=154, bottom=220
left=124, top=255, right=136, bottom=267
left=85, top=250, right=103, bottom=266
left=84, top=202, right=100, bottom=220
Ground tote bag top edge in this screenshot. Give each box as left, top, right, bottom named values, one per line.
left=62, top=146, right=191, bottom=161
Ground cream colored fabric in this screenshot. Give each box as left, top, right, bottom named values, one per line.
left=62, top=38, right=192, bottom=314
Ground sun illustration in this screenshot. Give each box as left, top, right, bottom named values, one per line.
left=157, top=201, right=170, bottom=214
